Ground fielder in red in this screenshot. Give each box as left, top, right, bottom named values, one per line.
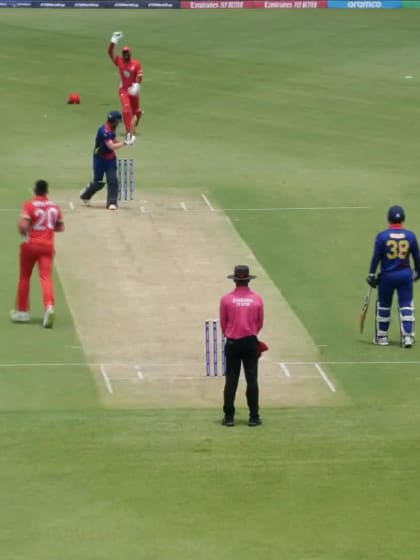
left=10, top=180, right=64, bottom=329
left=108, top=31, right=143, bottom=142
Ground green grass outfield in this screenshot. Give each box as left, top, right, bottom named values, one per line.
left=1, top=9, right=420, bottom=559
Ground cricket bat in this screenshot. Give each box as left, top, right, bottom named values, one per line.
left=359, top=287, right=372, bottom=334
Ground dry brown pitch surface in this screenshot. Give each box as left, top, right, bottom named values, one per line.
left=56, top=190, right=341, bottom=408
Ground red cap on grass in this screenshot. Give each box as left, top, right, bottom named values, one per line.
left=67, top=93, right=81, bottom=104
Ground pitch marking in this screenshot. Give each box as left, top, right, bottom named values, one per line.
left=0, top=205, right=370, bottom=214
left=314, top=362, right=336, bottom=393
left=218, top=206, right=370, bottom=212
left=2, top=360, right=420, bottom=368
left=135, top=366, right=144, bottom=380
left=201, top=194, right=215, bottom=211
left=99, top=364, right=113, bottom=395
left=279, top=362, right=291, bottom=378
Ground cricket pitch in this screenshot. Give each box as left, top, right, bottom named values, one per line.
left=55, top=189, right=341, bottom=408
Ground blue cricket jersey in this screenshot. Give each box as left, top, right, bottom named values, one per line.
left=369, top=224, right=420, bottom=274
left=93, top=124, right=116, bottom=159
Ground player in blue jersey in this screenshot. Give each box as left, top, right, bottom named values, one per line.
left=367, top=205, right=420, bottom=348
left=80, top=111, right=134, bottom=210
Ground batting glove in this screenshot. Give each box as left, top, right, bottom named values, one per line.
left=366, top=273, right=378, bottom=288
left=111, top=31, right=124, bottom=44
left=128, top=83, right=140, bottom=96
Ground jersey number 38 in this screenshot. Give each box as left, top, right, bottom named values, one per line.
left=386, top=239, right=410, bottom=259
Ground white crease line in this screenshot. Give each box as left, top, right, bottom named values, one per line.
left=201, top=194, right=214, bottom=211
left=279, top=361, right=420, bottom=366
left=171, top=376, right=215, bottom=380
left=0, top=362, right=90, bottom=367
left=109, top=376, right=202, bottom=381
left=0, top=205, right=371, bottom=214
left=157, top=376, right=210, bottom=381
left=109, top=377, right=139, bottom=381
left=100, top=364, right=113, bottom=395
left=168, top=375, right=320, bottom=380
left=279, top=362, right=291, bottom=378
left=314, top=362, right=336, bottom=393
left=0, top=362, right=203, bottom=368
left=290, top=375, right=322, bottom=379
left=180, top=201, right=188, bottom=211
left=3, top=360, right=420, bottom=369
left=216, top=206, right=371, bottom=212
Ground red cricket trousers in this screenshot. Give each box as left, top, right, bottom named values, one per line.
left=119, top=88, right=142, bottom=133
left=16, top=242, right=55, bottom=312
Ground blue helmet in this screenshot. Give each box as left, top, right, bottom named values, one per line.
left=387, top=205, right=405, bottom=224
left=107, top=110, right=122, bottom=123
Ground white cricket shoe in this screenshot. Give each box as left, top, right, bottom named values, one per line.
left=374, top=336, right=389, bottom=346
left=10, top=310, right=30, bottom=323
left=402, top=335, right=414, bottom=348
left=43, top=306, right=55, bottom=329
left=125, top=133, right=132, bottom=142
left=80, top=188, right=90, bottom=206
left=108, top=204, right=118, bottom=211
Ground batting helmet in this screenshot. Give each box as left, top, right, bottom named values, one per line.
left=388, top=205, right=405, bottom=224
left=107, top=110, right=122, bottom=123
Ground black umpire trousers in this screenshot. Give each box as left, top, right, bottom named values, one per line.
left=223, top=335, right=260, bottom=419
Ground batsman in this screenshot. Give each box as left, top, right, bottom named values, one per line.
left=80, top=111, right=134, bottom=210
left=367, top=205, right=420, bottom=348
left=108, top=31, right=143, bottom=142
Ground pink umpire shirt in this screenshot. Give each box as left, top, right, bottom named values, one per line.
left=219, top=285, right=264, bottom=339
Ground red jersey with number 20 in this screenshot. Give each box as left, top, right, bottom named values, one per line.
left=21, top=195, right=63, bottom=247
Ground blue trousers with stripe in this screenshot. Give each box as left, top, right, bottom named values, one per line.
left=377, top=269, right=414, bottom=337
left=93, top=155, right=118, bottom=206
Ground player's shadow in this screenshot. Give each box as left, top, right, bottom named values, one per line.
left=7, top=317, right=49, bottom=327
left=358, top=338, right=405, bottom=347
left=78, top=203, right=131, bottom=211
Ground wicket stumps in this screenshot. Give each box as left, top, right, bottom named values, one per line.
left=205, top=319, right=226, bottom=376
left=117, top=158, right=135, bottom=201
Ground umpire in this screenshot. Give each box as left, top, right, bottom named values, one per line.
left=220, top=265, right=265, bottom=427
